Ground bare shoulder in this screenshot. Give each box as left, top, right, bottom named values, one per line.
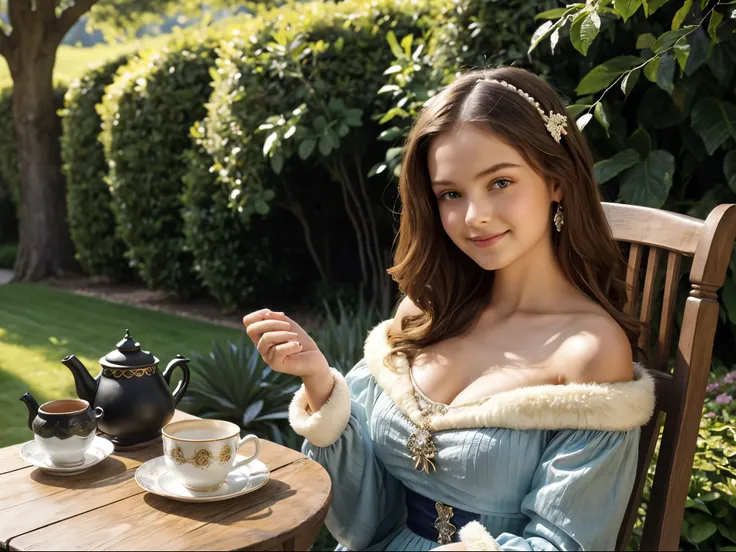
left=556, top=310, right=634, bottom=385
left=390, top=295, right=424, bottom=334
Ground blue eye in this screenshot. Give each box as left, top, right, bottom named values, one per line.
left=493, top=179, right=511, bottom=189
left=438, top=191, right=461, bottom=201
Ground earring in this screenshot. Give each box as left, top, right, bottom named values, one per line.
left=554, top=203, right=564, bottom=232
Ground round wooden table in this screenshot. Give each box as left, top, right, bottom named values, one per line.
left=0, top=410, right=332, bottom=551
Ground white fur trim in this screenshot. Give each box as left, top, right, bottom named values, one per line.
left=364, top=319, right=656, bottom=432
left=288, top=367, right=351, bottom=447
left=459, top=521, right=502, bottom=551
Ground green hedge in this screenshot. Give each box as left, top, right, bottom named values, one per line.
left=98, top=35, right=220, bottom=297
left=61, top=56, right=133, bottom=280
left=189, top=0, right=446, bottom=312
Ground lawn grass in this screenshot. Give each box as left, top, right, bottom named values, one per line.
left=0, top=283, right=243, bottom=448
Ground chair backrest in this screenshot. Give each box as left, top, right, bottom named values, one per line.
left=603, top=202, right=736, bottom=551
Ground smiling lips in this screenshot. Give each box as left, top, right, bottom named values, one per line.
left=469, top=231, right=508, bottom=248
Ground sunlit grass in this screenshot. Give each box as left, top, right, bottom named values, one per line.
left=0, top=283, right=242, bottom=447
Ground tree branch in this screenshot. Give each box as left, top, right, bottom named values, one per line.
left=51, top=0, right=98, bottom=44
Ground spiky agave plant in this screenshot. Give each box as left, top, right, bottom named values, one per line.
left=312, top=295, right=386, bottom=374
left=180, top=336, right=302, bottom=449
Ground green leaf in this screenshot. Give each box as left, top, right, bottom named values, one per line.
left=594, top=149, right=641, bottom=184
left=707, top=43, right=734, bottom=87
left=643, top=57, right=660, bottom=82
left=687, top=521, right=717, bottom=544
left=621, top=69, right=640, bottom=96
left=401, top=34, right=413, bottom=57
left=651, top=27, right=695, bottom=54
left=378, top=126, right=403, bottom=141
left=263, top=132, right=278, bottom=156
left=566, top=104, right=592, bottom=118
left=313, top=115, right=327, bottom=133
left=615, top=0, right=643, bottom=22
left=594, top=102, right=610, bottom=136
left=318, top=135, right=332, bottom=156
left=700, top=491, right=721, bottom=502
left=672, top=0, right=693, bottom=30
left=685, top=27, right=709, bottom=75
left=368, top=163, right=387, bottom=178
left=577, top=113, right=593, bottom=131
left=656, top=52, right=676, bottom=92
left=644, top=0, right=670, bottom=16
left=725, top=151, right=736, bottom=194
left=619, top=150, right=675, bottom=208
left=254, top=199, right=269, bottom=216
left=529, top=20, right=555, bottom=55
left=386, top=147, right=403, bottom=162
left=576, top=56, right=642, bottom=95
left=571, top=11, right=601, bottom=56
left=691, top=97, right=736, bottom=155
left=708, top=10, right=724, bottom=41
left=636, top=33, right=657, bottom=49
left=328, top=98, right=345, bottom=114
left=270, top=154, right=283, bottom=175
left=720, top=523, right=736, bottom=544
left=535, top=7, right=569, bottom=19
left=298, top=138, right=316, bottom=160
left=386, top=31, right=404, bottom=59
left=674, top=40, right=690, bottom=71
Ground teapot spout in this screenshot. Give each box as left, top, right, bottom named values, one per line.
left=61, top=354, right=97, bottom=403
left=19, top=393, right=40, bottom=430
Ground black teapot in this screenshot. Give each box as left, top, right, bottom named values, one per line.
left=61, top=329, right=190, bottom=448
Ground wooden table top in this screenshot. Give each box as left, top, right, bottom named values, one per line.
left=0, top=411, right=332, bottom=551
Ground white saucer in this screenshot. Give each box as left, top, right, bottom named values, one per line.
left=135, top=455, right=270, bottom=503
left=19, top=436, right=114, bottom=476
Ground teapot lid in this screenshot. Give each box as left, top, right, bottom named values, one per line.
left=101, top=329, right=158, bottom=368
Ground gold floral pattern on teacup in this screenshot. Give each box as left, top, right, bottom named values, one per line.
left=168, top=445, right=233, bottom=469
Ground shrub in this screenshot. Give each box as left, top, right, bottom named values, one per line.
left=632, top=366, right=736, bottom=550
left=182, top=132, right=309, bottom=310
left=0, top=243, right=16, bottom=269
left=61, top=55, right=134, bottom=280
left=196, top=0, right=450, bottom=316
left=98, top=33, right=220, bottom=297
left=179, top=334, right=303, bottom=450
left=0, top=174, right=16, bottom=245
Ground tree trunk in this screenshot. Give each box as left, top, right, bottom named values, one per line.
left=10, top=47, right=77, bottom=280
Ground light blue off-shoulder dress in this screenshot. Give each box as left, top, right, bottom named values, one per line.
left=288, top=319, right=656, bottom=551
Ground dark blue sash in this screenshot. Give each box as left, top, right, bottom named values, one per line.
left=404, top=486, right=481, bottom=543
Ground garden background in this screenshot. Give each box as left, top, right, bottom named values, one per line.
left=0, top=0, right=735, bottom=549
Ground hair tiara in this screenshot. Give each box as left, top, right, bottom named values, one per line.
left=475, top=77, right=569, bottom=143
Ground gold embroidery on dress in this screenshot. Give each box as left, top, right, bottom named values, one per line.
left=434, top=501, right=457, bottom=544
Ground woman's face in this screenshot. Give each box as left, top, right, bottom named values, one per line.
left=427, top=122, right=561, bottom=271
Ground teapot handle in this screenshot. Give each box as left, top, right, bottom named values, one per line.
left=162, top=354, right=190, bottom=407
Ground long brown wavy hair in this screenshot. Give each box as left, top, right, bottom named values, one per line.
left=385, top=66, right=644, bottom=369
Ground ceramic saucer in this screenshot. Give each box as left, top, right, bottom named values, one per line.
left=135, top=455, right=270, bottom=503
left=19, top=436, right=114, bottom=476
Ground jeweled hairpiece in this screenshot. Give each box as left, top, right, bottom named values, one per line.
left=476, top=78, right=569, bottom=143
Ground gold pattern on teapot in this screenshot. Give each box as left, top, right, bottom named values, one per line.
left=168, top=445, right=233, bottom=469
left=102, top=366, right=156, bottom=379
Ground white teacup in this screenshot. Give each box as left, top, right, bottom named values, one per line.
left=162, top=419, right=260, bottom=492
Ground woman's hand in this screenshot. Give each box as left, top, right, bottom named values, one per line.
left=243, top=308, right=329, bottom=378
left=244, top=308, right=335, bottom=412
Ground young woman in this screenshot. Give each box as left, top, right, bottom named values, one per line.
left=243, top=66, right=655, bottom=551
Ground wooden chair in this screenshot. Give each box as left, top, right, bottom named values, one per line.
left=603, top=202, right=736, bottom=551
